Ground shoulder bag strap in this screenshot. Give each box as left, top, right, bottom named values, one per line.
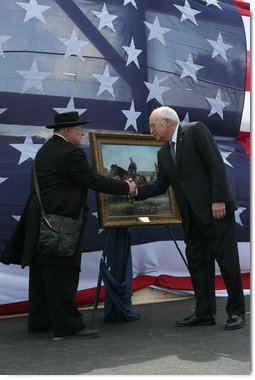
left=32, top=159, right=45, bottom=216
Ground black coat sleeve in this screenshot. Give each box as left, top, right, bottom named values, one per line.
left=66, top=147, right=129, bottom=195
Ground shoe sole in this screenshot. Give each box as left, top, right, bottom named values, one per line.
left=53, top=335, right=99, bottom=340
left=225, top=323, right=245, bottom=330
left=64, top=333, right=99, bottom=339
left=53, top=332, right=99, bottom=340
left=176, top=321, right=215, bottom=327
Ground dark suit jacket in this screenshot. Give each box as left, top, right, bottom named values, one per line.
left=1, top=135, right=129, bottom=267
left=137, top=122, right=237, bottom=229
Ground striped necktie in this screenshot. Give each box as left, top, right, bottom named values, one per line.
left=170, top=141, right=176, bottom=166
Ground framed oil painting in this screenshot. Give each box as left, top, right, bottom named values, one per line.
left=89, top=132, right=181, bottom=228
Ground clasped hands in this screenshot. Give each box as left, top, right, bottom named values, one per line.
left=126, top=178, right=137, bottom=196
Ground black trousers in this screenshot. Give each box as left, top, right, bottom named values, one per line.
left=184, top=210, right=245, bottom=316
left=28, top=263, right=85, bottom=337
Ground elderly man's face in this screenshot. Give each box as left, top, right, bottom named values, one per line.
left=67, top=126, right=84, bottom=145
left=149, top=116, right=168, bottom=141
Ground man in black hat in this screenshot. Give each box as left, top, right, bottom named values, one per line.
left=128, top=157, right=137, bottom=180
left=0, top=111, right=136, bottom=339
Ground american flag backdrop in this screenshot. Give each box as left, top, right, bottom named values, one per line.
left=0, top=0, right=250, bottom=314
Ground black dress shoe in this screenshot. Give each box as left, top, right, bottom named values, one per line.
left=66, top=328, right=99, bottom=339
left=225, top=314, right=245, bottom=330
left=53, top=328, right=99, bottom=340
left=28, top=328, right=52, bottom=334
left=175, top=313, right=215, bottom=327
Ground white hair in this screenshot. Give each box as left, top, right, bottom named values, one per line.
left=153, top=106, right=179, bottom=125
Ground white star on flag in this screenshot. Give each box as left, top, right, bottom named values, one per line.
left=91, top=3, right=118, bottom=32
left=181, top=112, right=190, bottom=124
left=174, top=0, right=202, bottom=27
left=12, top=215, right=21, bottom=222
left=121, top=100, right=141, bottom=131
left=53, top=97, right=87, bottom=116
left=0, top=36, right=12, bottom=58
left=58, top=29, right=89, bottom=61
left=144, top=16, right=171, bottom=46
left=207, top=33, right=233, bottom=62
left=176, top=53, right=204, bottom=83
left=203, top=0, right=223, bottom=10
left=10, top=136, right=43, bottom=165
left=122, top=38, right=142, bottom=68
left=123, top=0, right=137, bottom=9
left=93, top=64, right=119, bottom=97
left=0, top=178, right=8, bottom=185
left=17, top=0, right=50, bottom=24
left=235, top=207, right=246, bottom=226
left=206, top=89, right=230, bottom=119
left=220, top=151, right=233, bottom=167
left=0, top=108, right=7, bottom=115
left=144, top=75, right=170, bottom=104
left=16, top=58, right=51, bottom=94
left=92, top=212, right=104, bottom=234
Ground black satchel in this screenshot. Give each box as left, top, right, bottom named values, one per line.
left=33, top=160, right=83, bottom=257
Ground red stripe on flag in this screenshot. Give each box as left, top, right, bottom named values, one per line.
left=0, top=273, right=250, bottom=316
left=157, top=273, right=250, bottom=291
left=246, top=51, right=250, bottom=91
left=233, top=0, right=250, bottom=16
left=238, top=131, right=250, bottom=159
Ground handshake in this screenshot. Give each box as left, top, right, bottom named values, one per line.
left=126, top=178, right=137, bottom=196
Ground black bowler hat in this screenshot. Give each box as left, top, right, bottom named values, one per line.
left=46, top=111, right=90, bottom=129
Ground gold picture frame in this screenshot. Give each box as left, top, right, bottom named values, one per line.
left=89, top=132, right=181, bottom=228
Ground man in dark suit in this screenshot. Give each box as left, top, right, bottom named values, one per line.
left=128, top=157, right=137, bottom=180
left=136, top=106, right=245, bottom=330
left=0, top=111, right=136, bottom=339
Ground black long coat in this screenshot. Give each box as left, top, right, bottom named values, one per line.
left=137, top=122, right=237, bottom=231
left=0, top=135, right=129, bottom=268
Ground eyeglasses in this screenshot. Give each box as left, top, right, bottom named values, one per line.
left=149, top=118, right=165, bottom=129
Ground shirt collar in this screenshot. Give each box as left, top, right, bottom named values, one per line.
left=170, top=124, right=179, bottom=144
left=54, top=133, right=68, bottom=142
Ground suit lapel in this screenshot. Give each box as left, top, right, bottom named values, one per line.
left=160, top=143, right=172, bottom=167
left=162, top=123, right=188, bottom=171
left=161, top=142, right=177, bottom=172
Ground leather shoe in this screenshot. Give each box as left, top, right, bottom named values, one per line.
left=55, top=328, right=99, bottom=339
left=175, top=313, right=215, bottom=327
left=225, top=314, right=245, bottom=330
left=28, top=328, right=52, bottom=334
